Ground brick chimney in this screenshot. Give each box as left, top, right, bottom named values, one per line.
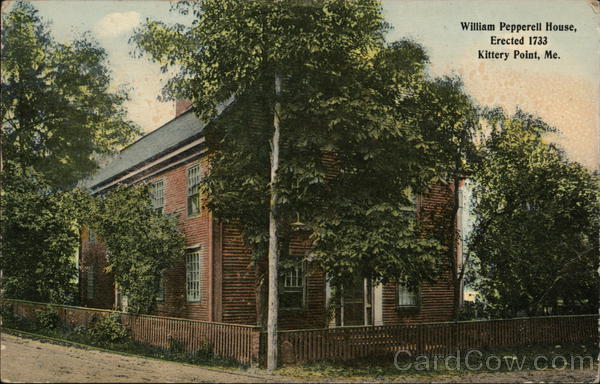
left=175, top=99, right=192, bottom=118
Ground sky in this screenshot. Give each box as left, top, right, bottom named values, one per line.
left=2, top=0, right=598, bottom=170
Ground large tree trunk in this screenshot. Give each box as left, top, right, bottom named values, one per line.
left=256, top=261, right=268, bottom=330
left=451, top=175, right=463, bottom=318
left=267, top=73, right=282, bottom=372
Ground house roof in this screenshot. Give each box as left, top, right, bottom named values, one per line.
left=82, top=98, right=235, bottom=192
left=82, top=110, right=203, bottom=191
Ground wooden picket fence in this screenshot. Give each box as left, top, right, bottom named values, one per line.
left=1, top=299, right=261, bottom=366
left=278, top=314, right=599, bottom=364
left=2, top=299, right=597, bottom=366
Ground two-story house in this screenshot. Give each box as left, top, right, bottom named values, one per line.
left=80, top=100, right=460, bottom=329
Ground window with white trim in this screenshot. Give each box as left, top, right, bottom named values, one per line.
left=115, top=285, right=129, bottom=311
left=187, top=165, right=201, bottom=216
left=186, top=250, right=201, bottom=302
left=156, top=270, right=165, bottom=302
left=149, top=179, right=165, bottom=212
left=400, top=187, right=417, bottom=217
left=397, top=278, right=418, bottom=308
left=280, top=262, right=305, bottom=309
left=87, top=266, right=96, bottom=300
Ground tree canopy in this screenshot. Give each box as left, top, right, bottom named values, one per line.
left=1, top=1, right=139, bottom=188
left=0, top=161, right=83, bottom=303
left=467, top=109, right=600, bottom=316
left=131, top=0, right=466, bottom=288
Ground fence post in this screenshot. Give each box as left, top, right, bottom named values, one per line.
left=525, top=318, right=532, bottom=345
left=453, top=321, right=459, bottom=353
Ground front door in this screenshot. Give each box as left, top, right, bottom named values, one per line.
left=333, top=277, right=373, bottom=326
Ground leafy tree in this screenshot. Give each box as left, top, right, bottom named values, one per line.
left=307, top=43, right=455, bottom=287
left=133, top=0, right=461, bottom=368
left=0, top=161, right=83, bottom=303
left=0, top=2, right=143, bottom=310
left=89, top=185, right=185, bottom=314
left=412, top=76, right=481, bottom=317
left=467, top=109, right=599, bottom=316
left=1, top=1, right=139, bottom=188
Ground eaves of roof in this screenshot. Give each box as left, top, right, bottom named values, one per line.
left=81, top=98, right=233, bottom=193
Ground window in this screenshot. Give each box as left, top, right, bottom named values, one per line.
left=186, top=250, right=201, bottom=302
left=115, top=285, right=128, bottom=311
left=156, top=271, right=165, bottom=302
left=400, top=187, right=417, bottom=217
left=87, top=266, right=96, bottom=300
left=280, top=262, right=305, bottom=309
left=187, top=165, right=201, bottom=216
left=333, top=277, right=373, bottom=326
left=88, top=229, right=96, bottom=244
left=397, top=279, right=418, bottom=308
left=149, top=179, right=165, bottom=212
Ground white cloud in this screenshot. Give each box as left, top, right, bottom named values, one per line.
left=94, top=11, right=141, bottom=38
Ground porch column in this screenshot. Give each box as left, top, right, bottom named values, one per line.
left=373, top=283, right=383, bottom=326
left=325, top=280, right=336, bottom=327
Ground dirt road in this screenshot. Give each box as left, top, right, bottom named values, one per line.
left=0, top=333, right=286, bottom=383
left=1, top=332, right=597, bottom=383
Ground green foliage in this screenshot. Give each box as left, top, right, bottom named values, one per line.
left=0, top=161, right=84, bottom=303
left=1, top=1, right=139, bottom=188
left=415, top=76, right=480, bottom=181
left=0, top=303, right=17, bottom=327
left=0, top=304, right=29, bottom=329
left=455, top=300, right=490, bottom=321
left=467, top=109, right=600, bottom=316
left=89, top=185, right=185, bottom=314
left=192, top=341, right=215, bottom=362
left=35, top=306, right=60, bottom=330
left=132, top=0, right=460, bottom=287
left=72, top=325, right=88, bottom=336
left=88, top=313, right=129, bottom=344
left=166, top=336, right=213, bottom=361
left=0, top=1, right=139, bottom=308
left=168, top=336, right=184, bottom=354
left=1, top=161, right=183, bottom=311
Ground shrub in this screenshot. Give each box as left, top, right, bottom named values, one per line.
left=193, top=340, right=214, bottom=361
left=168, top=336, right=184, bottom=354
left=73, top=325, right=87, bottom=336
left=88, top=313, right=129, bottom=344
left=0, top=303, right=17, bottom=327
left=36, top=306, right=60, bottom=330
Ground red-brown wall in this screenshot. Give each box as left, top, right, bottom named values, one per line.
left=80, top=156, right=214, bottom=321
left=80, top=149, right=456, bottom=327
left=381, top=182, right=456, bottom=324
left=80, top=227, right=114, bottom=309
left=220, top=221, right=258, bottom=325
left=153, top=158, right=211, bottom=320
left=279, top=235, right=328, bottom=330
